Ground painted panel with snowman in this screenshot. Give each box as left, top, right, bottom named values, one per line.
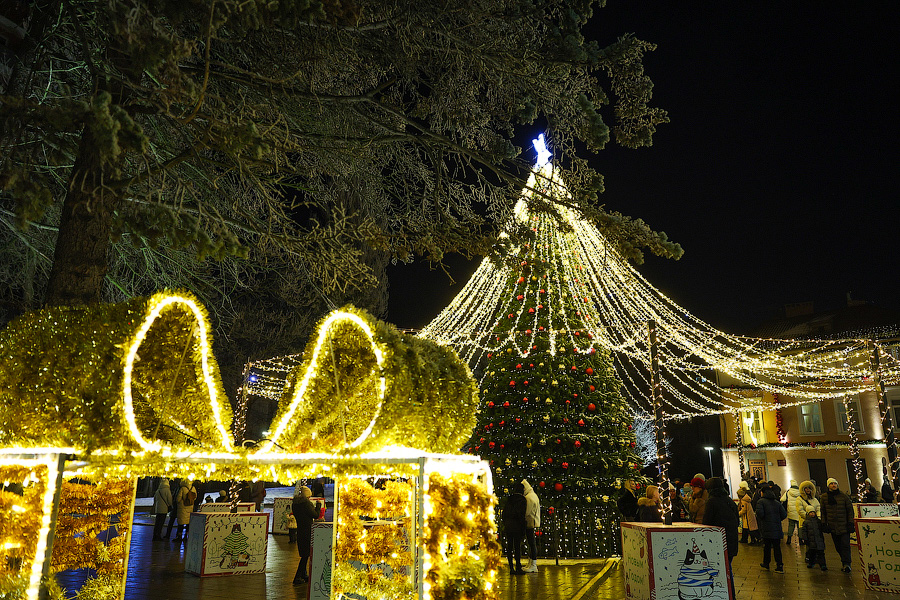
left=622, top=522, right=733, bottom=600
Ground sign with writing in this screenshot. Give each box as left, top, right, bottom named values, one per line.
left=855, top=516, right=900, bottom=593
left=855, top=504, right=900, bottom=519
left=777, top=459, right=786, bottom=467
left=622, top=524, right=650, bottom=600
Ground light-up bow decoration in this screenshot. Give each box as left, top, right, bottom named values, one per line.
left=0, top=291, right=233, bottom=453
left=254, top=305, right=478, bottom=456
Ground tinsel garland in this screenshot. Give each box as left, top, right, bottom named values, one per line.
left=334, top=478, right=415, bottom=596
left=424, top=473, right=500, bottom=600
left=268, top=306, right=478, bottom=454
left=0, top=464, right=48, bottom=597
left=726, top=440, right=887, bottom=450
left=51, top=478, right=135, bottom=576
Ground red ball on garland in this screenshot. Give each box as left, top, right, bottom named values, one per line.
left=575, top=441, right=582, bottom=449
left=588, top=403, right=596, bottom=411
left=548, top=506, right=556, bottom=514
left=546, top=457, right=553, bottom=464
left=554, top=482, right=563, bottom=491
left=517, top=277, right=525, bottom=283
left=586, top=367, right=594, bottom=375
left=538, top=481, right=546, bottom=488
left=526, top=329, right=532, bottom=335
left=571, top=366, right=577, bottom=371
left=509, top=381, right=515, bottom=386
left=487, top=401, right=494, bottom=408
left=577, top=419, right=585, bottom=426
left=589, top=385, right=595, bottom=392
left=517, top=294, right=524, bottom=300
left=535, top=530, right=543, bottom=537
left=562, top=462, right=569, bottom=469
left=508, top=314, right=514, bottom=319
left=528, top=308, right=535, bottom=314
left=503, top=401, right=510, bottom=407
left=488, top=442, right=495, bottom=449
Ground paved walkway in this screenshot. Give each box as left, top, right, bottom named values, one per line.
left=57, top=513, right=899, bottom=599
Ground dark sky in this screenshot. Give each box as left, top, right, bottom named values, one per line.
left=388, top=3, right=898, bottom=334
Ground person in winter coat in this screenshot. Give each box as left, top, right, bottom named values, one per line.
left=617, top=480, right=638, bottom=521
left=862, top=478, right=880, bottom=502
left=250, top=480, right=266, bottom=511
left=666, top=483, right=689, bottom=524
left=738, top=485, right=759, bottom=544
left=152, top=479, right=174, bottom=541
left=636, top=486, right=663, bottom=523
left=755, top=485, right=787, bottom=573
left=689, top=477, right=708, bottom=523
left=882, top=478, right=895, bottom=504
left=702, top=477, right=739, bottom=599
left=292, top=486, right=320, bottom=584
left=172, top=480, right=198, bottom=542
left=799, top=509, right=827, bottom=570
left=781, top=480, right=801, bottom=545
left=502, top=483, right=528, bottom=574
left=819, top=478, right=855, bottom=573
left=796, top=480, right=821, bottom=543
left=521, top=479, right=540, bottom=573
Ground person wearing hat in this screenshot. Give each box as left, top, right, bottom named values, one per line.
left=781, top=480, right=801, bottom=545
left=862, top=478, right=880, bottom=502
left=755, top=482, right=787, bottom=573
left=689, top=477, right=708, bottom=523
left=795, top=480, right=820, bottom=548
left=819, top=478, right=854, bottom=573
left=292, top=486, right=320, bottom=584
left=799, top=508, right=827, bottom=570
left=702, top=477, right=739, bottom=598
left=636, top=485, right=663, bottom=523
left=666, top=483, right=689, bottom=524
left=738, top=481, right=759, bottom=544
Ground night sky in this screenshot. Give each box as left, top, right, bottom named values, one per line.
left=387, top=3, right=898, bottom=334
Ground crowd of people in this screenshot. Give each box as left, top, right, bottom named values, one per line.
left=617, top=472, right=898, bottom=576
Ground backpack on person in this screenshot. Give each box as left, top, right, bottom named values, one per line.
left=185, top=487, right=197, bottom=506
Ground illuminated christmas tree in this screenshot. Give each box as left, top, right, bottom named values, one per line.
left=462, top=151, right=641, bottom=508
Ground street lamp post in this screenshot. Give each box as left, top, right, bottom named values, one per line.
left=704, top=446, right=714, bottom=478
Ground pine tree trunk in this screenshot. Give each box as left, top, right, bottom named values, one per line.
left=44, top=126, right=115, bottom=306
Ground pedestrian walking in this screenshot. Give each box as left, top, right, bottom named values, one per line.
left=819, top=478, right=854, bottom=573
left=781, top=480, right=801, bottom=544
left=172, top=479, right=197, bottom=543
left=702, top=477, right=739, bottom=599
left=796, top=480, right=821, bottom=548
left=882, top=478, right=894, bottom=504
left=502, top=483, right=528, bottom=575
left=151, top=479, right=173, bottom=541
left=521, top=479, right=540, bottom=573
left=799, top=509, right=827, bottom=570
left=292, top=486, right=319, bottom=584
left=738, top=484, right=759, bottom=544
left=755, top=485, right=787, bottom=573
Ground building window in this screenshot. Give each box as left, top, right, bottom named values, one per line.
left=798, top=403, right=824, bottom=435
left=741, top=409, right=765, bottom=445
left=835, top=397, right=864, bottom=435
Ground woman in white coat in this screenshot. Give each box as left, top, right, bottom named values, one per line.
left=781, top=480, right=802, bottom=544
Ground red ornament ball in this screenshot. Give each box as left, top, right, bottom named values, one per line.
left=538, top=481, right=546, bottom=488
left=488, top=442, right=495, bottom=449
left=528, top=308, right=535, bottom=314
left=586, top=367, right=594, bottom=375
left=516, top=294, right=524, bottom=300
left=577, top=419, right=585, bottom=426
left=546, top=457, right=553, bottom=464
left=508, top=313, right=514, bottom=319
left=554, top=482, right=563, bottom=492
left=562, top=462, right=569, bottom=469
left=503, top=401, right=510, bottom=407
left=588, top=403, right=596, bottom=411
left=517, top=277, right=525, bottom=283
left=509, top=381, right=515, bottom=386
left=589, top=385, right=595, bottom=392
left=574, top=441, right=582, bottom=448
left=516, top=363, right=522, bottom=369
left=487, top=401, right=494, bottom=408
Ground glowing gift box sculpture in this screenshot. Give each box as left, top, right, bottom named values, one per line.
left=621, top=522, right=734, bottom=600
left=0, top=292, right=497, bottom=600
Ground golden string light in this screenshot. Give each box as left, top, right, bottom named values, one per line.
left=420, top=162, right=900, bottom=418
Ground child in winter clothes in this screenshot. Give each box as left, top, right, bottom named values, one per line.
left=636, top=486, right=663, bottom=523
left=800, top=509, right=827, bottom=570
left=287, top=512, right=298, bottom=543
